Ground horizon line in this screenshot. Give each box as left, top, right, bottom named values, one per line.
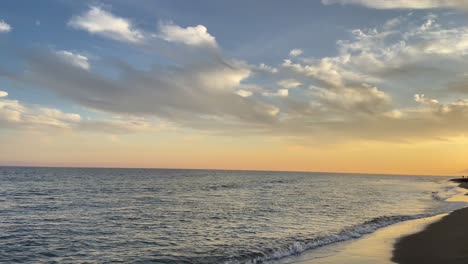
left=0, top=164, right=453, bottom=177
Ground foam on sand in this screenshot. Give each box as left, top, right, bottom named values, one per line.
left=274, top=214, right=446, bottom=264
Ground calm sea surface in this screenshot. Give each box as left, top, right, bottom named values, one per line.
left=0, top=167, right=463, bottom=263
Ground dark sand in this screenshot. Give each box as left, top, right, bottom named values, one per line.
left=392, top=180, right=468, bottom=264
left=451, top=178, right=468, bottom=190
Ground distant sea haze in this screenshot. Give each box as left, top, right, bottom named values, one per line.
left=0, top=167, right=462, bottom=263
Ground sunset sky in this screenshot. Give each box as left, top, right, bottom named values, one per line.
left=2, top=0, right=468, bottom=175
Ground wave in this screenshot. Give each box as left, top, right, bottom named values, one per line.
left=224, top=214, right=425, bottom=264
left=226, top=184, right=468, bottom=264
left=430, top=184, right=461, bottom=201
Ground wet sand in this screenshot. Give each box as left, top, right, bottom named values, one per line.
left=392, top=180, right=468, bottom=264
left=274, top=214, right=444, bottom=264
left=392, top=207, right=468, bottom=263
left=275, top=179, right=468, bottom=264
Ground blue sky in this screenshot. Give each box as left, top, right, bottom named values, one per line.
left=0, top=0, right=459, bottom=111
left=2, top=0, right=468, bottom=174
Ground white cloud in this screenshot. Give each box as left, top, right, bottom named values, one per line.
left=0, top=95, right=163, bottom=134
left=312, top=85, right=392, bottom=113
left=414, top=94, right=439, bottom=105
left=0, top=97, right=81, bottom=129
left=69, top=7, right=218, bottom=48
left=279, top=17, right=468, bottom=101
left=278, top=79, right=301, bottom=89
left=68, top=6, right=144, bottom=43
left=282, top=55, right=377, bottom=88
left=236, top=89, right=253, bottom=97
left=256, top=63, right=278, bottom=73
left=196, top=62, right=251, bottom=90
left=0, top=91, right=8, bottom=98
left=277, top=89, right=289, bottom=97
left=322, top=0, right=468, bottom=10
left=158, top=23, right=217, bottom=47
left=56, top=51, right=90, bottom=70
left=0, top=19, right=11, bottom=33
left=266, top=105, right=280, bottom=116
left=263, top=89, right=289, bottom=97
left=289, top=49, right=303, bottom=57
left=410, top=94, right=468, bottom=117
left=383, top=109, right=403, bottom=119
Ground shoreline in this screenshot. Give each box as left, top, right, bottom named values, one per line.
left=274, top=214, right=446, bottom=264
left=274, top=179, right=468, bottom=264
left=392, top=179, right=468, bottom=264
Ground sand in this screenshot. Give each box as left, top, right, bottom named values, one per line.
left=274, top=179, right=468, bottom=264
left=392, top=207, right=468, bottom=263
left=274, top=215, right=444, bottom=264
left=392, top=180, right=468, bottom=264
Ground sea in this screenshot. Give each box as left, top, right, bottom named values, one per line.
left=0, top=167, right=466, bottom=263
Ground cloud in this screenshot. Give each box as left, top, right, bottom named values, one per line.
left=255, top=63, right=278, bottom=73
left=284, top=16, right=468, bottom=100
left=0, top=19, right=11, bottom=33
left=56, top=50, right=90, bottom=70
left=263, top=89, right=289, bottom=97
left=9, top=48, right=278, bottom=129
left=261, top=16, right=468, bottom=143
left=7, top=13, right=468, bottom=145
left=236, top=89, right=253, bottom=97
left=78, top=116, right=164, bottom=134
left=322, top=0, right=468, bottom=10
left=282, top=56, right=377, bottom=88
left=311, top=85, right=392, bottom=114
left=0, top=93, right=164, bottom=134
left=414, top=94, right=439, bottom=106
left=271, top=92, right=468, bottom=144
left=289, top=49, right=303, bottom=57
left=195, top=61, right=250, bottom=90
left=0, top=96, right=81, bottom=130
left=68, top=6, right=144, bottom=43
left=412, top=94, right=468, bottom=117
left=158, top=23, right=217, bottom=48
left=278, top=79, right=301, bottom=89
left=383, top=17, right=403, bottom=30
left=67, top=6, right=220, bottom=50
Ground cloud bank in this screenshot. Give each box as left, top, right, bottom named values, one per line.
left=3, top=5, right=468, bottom=145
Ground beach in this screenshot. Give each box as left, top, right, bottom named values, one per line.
left=275, top=214, right=445, bottom=264
left=275, top=179, right=468, bottom=264
left=392, top=207, right=468, bottom=263
left=392, top=179, right=468, bottom=264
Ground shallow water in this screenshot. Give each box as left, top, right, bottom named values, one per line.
left=0, top=167, right=459, bottom=263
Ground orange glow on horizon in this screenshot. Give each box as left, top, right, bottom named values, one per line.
left=1, top=131, right=467, bottom=176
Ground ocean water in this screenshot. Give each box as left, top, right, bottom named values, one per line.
left=0, top=167, right=464, bottom=263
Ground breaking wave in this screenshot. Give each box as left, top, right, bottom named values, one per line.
left=224, top=214, right=425, bottom=264
left=227, top=184, right=468, bottom=264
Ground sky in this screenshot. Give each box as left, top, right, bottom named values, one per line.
left=2, top=0, right=468, bottom=175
